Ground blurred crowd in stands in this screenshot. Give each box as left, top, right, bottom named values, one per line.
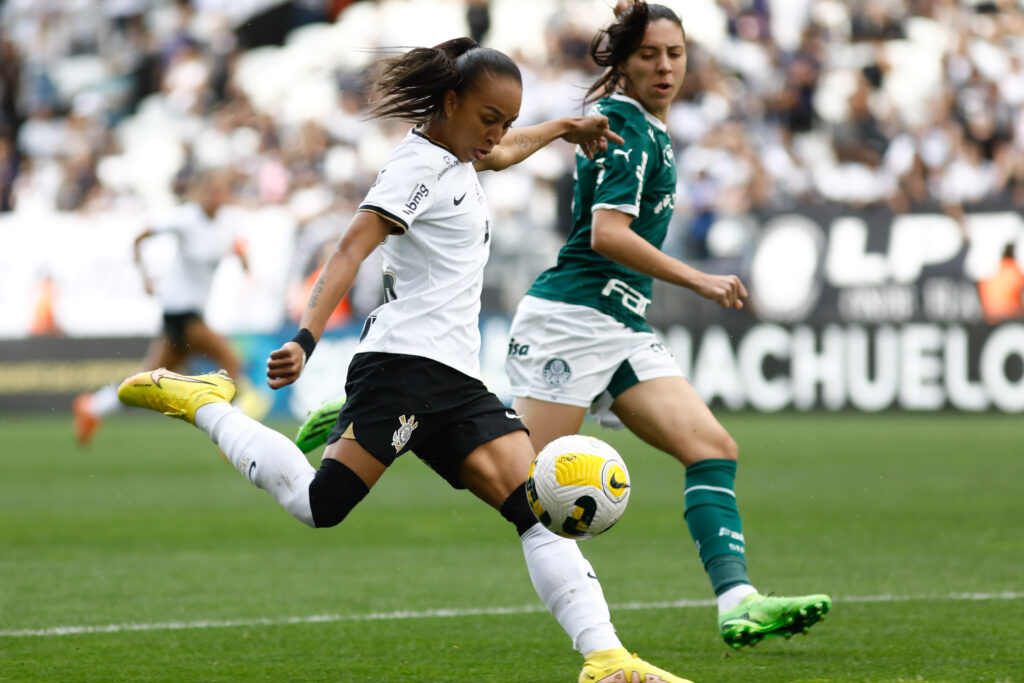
left=1, top=0, right=1023, bottom=307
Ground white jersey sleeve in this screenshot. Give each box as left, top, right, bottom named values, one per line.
left=358, top=143, right=438, bottom=234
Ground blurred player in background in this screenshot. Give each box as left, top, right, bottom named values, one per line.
left=116, top=37, right=697, bottom=683
left=73, top=169, right=256, bottom=446
left=505, top=1, right=830, bottom=649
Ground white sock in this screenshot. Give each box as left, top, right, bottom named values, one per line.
left=194, top=402, right=316, bottom=527
left=717, top=583, right=758, bottom=613
left=520, top=524, right=621, bottom=654
left=90, top=384, right=123, bottom=417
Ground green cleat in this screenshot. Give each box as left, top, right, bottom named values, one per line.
left=294, top=395, right=346, bottom=453
left=719, top=592, right=831, bottom=649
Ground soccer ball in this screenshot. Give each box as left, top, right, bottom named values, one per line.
left=525, top=435, right=631, bottom=539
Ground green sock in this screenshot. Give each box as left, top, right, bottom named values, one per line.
left=683, top=459, right=750, bottom=596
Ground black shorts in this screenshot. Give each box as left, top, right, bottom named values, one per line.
left=326, top=352, right=527, bottom=489
left=162, top=311, right=201, bottom=347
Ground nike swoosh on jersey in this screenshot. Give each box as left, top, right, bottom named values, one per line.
left=505, top=411, right=523, bottom=420
left=454, top=192, right=467, bottom=205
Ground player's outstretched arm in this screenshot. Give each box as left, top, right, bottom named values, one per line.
left=266, top=211, right=392, bottom=389
left=591, top=208, right=748, bottom=310
left=132, top=229, right=156, bottom=295
left=474, top=114, right=623, bottom=172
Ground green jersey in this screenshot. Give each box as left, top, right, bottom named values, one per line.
left=527, top=94, right=676, bottom=332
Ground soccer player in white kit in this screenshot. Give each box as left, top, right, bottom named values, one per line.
left=117, top=38, right=694, bottom=682
left=73, top=170, right=248, bottom=446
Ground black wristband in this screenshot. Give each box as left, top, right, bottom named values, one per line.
left=291, top=328, right=317, bottom=362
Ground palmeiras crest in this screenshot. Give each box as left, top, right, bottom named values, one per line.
left=542, top=358, right=572, bottom=386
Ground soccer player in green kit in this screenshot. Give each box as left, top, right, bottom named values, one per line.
left=504, top=1, right=831, bottom=649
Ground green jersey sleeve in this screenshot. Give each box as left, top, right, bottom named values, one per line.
left=592, top=143, right=645, bottom=217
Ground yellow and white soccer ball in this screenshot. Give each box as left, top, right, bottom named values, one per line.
left=526, top=435, right=631, bottom=539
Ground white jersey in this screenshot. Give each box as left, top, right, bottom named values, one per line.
left=150, top=202, right=235, bottom=315
left=356, top=129, right=490, bottom=379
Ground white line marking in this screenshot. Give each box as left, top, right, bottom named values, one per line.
left=1, top=592, right=1021, bottom=639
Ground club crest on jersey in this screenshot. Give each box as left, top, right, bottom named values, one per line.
left=663, top=143, right=675, bottom=165
left=403, top=184, right=429, bottom=215
left=391, top=414, right=418, bottom=452
left=542, top=358, right=572, bottom=386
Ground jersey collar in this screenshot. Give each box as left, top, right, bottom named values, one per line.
left=608, top=93, right=668, bottom=133
left=411, top=128, right=458, bottom=155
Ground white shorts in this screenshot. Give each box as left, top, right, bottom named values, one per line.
left=506, top=296, right=684, bottom=428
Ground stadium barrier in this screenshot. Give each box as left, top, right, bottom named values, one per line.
left=2, top=200, right=1023, bottom=414
left=3, top=317, right=1023, bottom=415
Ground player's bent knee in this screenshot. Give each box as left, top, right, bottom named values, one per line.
left=719, top=432, right=739, bottom=461
left=308, top=458, right=370, bottom=528
left=675, top=429, right=738, bottom=465
left=500, top=482, right=539, bottom=536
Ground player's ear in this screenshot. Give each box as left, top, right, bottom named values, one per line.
left=442, top=89, right=459, bottom=119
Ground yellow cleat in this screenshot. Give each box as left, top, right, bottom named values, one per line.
left=117, top=368, right=236, bottom=424
left=579, top=647, right=694, bottom=683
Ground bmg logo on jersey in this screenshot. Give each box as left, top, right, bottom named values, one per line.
left=403, top=183, right=429, bottom=215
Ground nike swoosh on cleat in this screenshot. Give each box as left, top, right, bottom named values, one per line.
left=247, top=460, right=256, bottom=483
left=150, top=368, right=216, bottom=388
left=454, top=193, right=466, bottom=205
left=587, top=571, right=597, bottom=579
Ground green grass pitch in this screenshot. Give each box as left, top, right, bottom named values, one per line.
left=1, top=411, right=1022, bottom=682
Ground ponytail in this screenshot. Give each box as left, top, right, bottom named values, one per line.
left=368, top=37, right=521, bottom=124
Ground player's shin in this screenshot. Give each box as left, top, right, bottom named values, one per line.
left=683, top=458, right=755, bottom=608
left=195, top=403, right=316, bottom=527
left=89, top=383, right=124, bottom=417
left=501, top=484, right=620, bottom=654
